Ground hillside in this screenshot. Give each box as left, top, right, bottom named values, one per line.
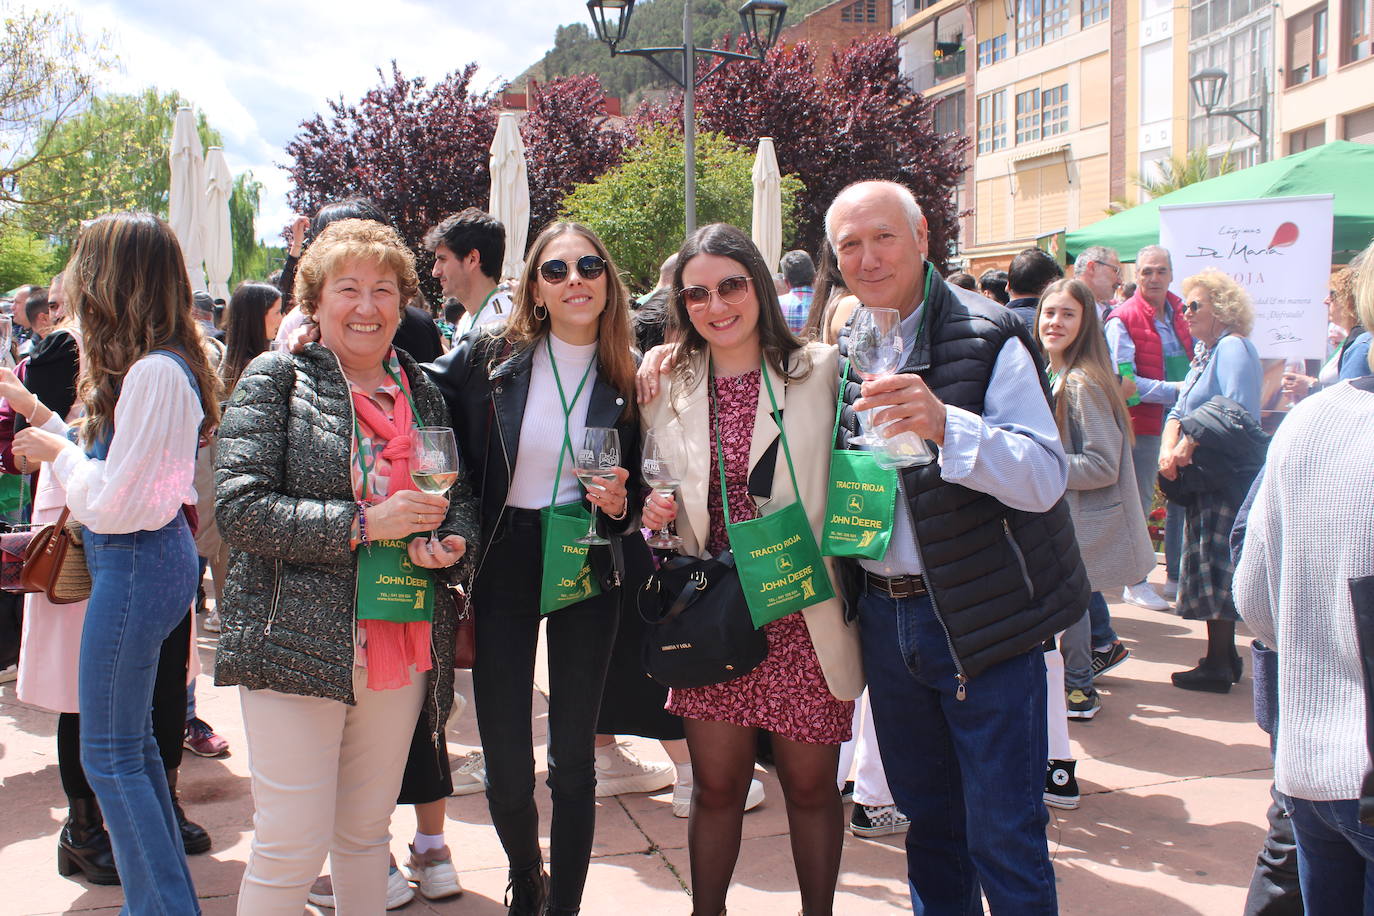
left=513, top=0, right=838, bottom=105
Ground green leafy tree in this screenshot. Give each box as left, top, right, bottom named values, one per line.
left=0, top=225, right=58, bottom=290
left=559, top=125, right=802, bottom=290
left=0, top=5, right=115, bottom=214
left=227, top=171, right=283, bottom=286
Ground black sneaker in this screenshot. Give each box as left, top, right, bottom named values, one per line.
left=1045, top=760, right=1079, bottom=809
left=850, top=803, right=911, bottom=837
left=1066, top=687, right=1101, bottom=720
left=839, top=780, right=854, bottom=803
left=1091, top=641, right=1130, bottom=678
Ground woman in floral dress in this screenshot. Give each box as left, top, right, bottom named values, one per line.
left=641, top=224, right=863, bottom=916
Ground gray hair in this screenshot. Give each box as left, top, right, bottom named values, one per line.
left=1135, top=244, right=1173, bottom=268
left=824, top=180, right=925, bottom=249
left=1074, top=245, right=1119, bottom=273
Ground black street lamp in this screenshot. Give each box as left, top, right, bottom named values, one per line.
left=586, top=0, right=788, bottom=233
left=1188, top=65, right=1269, bottom=163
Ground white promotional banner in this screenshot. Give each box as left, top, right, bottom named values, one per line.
left=1159, top=194, right=1334, bottom=361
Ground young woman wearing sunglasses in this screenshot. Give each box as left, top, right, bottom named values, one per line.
left=640, top=223, right=862, bottom=916
left=427, top=222, right=646, bottom=916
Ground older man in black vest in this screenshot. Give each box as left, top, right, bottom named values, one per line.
left=830, top=180, right=1088, bottom=914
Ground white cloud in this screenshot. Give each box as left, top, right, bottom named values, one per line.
left=69, top=0, right=568, bottom=243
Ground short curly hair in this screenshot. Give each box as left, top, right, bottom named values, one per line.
left=1181, top=268, right=1254, bottom=337
left=293, top=218, right=418, bottom=319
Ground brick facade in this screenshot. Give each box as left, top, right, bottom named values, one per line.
left=780, top=0, right=893, bottom=73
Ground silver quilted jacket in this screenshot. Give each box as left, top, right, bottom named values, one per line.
left=213, top=344, right=480, bottom=735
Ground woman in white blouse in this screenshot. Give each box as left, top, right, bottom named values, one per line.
left=1, top=213, right=221, bottom=914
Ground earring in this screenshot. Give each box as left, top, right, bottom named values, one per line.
left=533, top=303, right=549, bottom=321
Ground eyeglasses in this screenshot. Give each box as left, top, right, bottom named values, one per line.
left=1093, top=260, right=1121, bottom=277
left=1184, top=300, right=1204, bottom=314
left=538, top=255, right=607, bottom=284
left=680, top=275, right=752, bottom=309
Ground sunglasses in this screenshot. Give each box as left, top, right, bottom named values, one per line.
left=1184, top=300, right=1204, bottom=314
left=681, top=275, right=752, bottom=309
left=538, top=255, right=607, bottom=284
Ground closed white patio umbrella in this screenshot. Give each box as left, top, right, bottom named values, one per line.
left=169, top=106, right=207, bottom=291
left=203, top=147, right=234, bottom=303
left=751, top=137, right=782, bottom=274
left=488, top=111, right=530, bottom=281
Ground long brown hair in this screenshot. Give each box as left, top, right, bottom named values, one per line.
left=506, top=222, right=638, bottom=415
left=66, top=213, right=221, bottom=444
left=1034, top=278, right=1133, bottom=445
left=669, top=223, right=808, bottom=388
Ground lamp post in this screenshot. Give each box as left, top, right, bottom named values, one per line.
left=587, top=0, right=788, bottom=235
left=1188, top=65, right=1269, bottom=163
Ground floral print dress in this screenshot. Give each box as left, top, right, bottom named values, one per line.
left=665, top=369, right=853, bottom=745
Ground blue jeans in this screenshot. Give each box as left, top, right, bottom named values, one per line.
left=1288, top=796, right=1374, bottom=914
left=1164, top=502, right=1183, bottom=582
left=1088, top=591, right=1117, bottom=650
left=80, top=515, right=201, bottom=915
left=858, top=589, right=1057, bottom=915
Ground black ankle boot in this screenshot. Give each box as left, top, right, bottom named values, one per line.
left=1171, top=659, right=1234, bottom=693
left=166, top=769, right=211, bottom=855
left=504, top=858, right=548, bottom=915
left=57, top=797, right=120, bottom=885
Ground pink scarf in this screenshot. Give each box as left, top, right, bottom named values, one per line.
left=351, top=365, right=434, bottom=691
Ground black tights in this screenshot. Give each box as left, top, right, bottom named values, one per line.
left=57, top=612, right=192, bottom=800
left=1204, top=619, right=1238, bottom=669
left=683, top=718, right=843, bottom=916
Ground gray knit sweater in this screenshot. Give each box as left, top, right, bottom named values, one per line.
left=1234, top=381, right=1374, bottom=802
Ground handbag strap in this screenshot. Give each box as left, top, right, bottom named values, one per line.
left=709, top=359, right=802, bottom=528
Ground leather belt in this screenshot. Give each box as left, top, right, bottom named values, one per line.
left=865, top=571, right=928, bottom=599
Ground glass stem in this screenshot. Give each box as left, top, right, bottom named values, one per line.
left=585, top=506, right=599, bottom=540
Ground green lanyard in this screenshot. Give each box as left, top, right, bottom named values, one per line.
left=469, top=288, right=503, bottom=328
left=545, top=335, right=596, bottom=509
left=352, top=362, right=425, bottom=502
left=710, top=360, right=802, bottom=526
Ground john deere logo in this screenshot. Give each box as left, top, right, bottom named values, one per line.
left=400, top=555, right=414, bottom=572
left=777, top=554, right=794, bottom=573
left=847, top=494, right=864, bottom=513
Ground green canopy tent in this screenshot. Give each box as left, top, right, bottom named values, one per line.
left=1065, top=141, right=1374, bottom=264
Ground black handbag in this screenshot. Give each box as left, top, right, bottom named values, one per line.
left=638, top=550, right=767, bottom=689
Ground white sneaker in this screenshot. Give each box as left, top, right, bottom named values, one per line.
left=1122, top=581, right=1170, bottom=611
left=449, top=750, right=486, bottom=797
left=307, top=865, right=415, bottom=909
left=406, top=843, right=463, bottom=900
left=202, top=607, right=221, bottom=633
left=1161, top=579, right=1179, bottom=601
left=446, top=690, right=467, bottom=731
left=671, top=778, right=765, bottom=818
left=0, top=664, right=17, bottom=684
left=594, top=743, right=675, bottom=797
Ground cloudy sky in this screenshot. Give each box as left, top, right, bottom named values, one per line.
left=73, top=0, right=578, bottom=241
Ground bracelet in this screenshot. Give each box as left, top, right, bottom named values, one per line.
left=606, top=501, right=629, bottom=522
left=356, top=501, right=371, bottom=552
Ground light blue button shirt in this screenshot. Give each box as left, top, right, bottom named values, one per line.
left=858, top=304, right=1069, bottom=577
left=1104, top=303, right=1187, bottom=406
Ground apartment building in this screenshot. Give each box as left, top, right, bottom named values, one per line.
left=1277, top=0, right=1374, bottom=152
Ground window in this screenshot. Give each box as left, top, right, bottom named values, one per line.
left=1288, top=5, right=1329, bottom=86
left=1188, top=17, right=1272, bottom=150
left=1345, top=0, right=1373, bottom=63
left=842, top=0, right=880, bottom=23
left=1016, top=89, right=1042, bottom=143
left=1287, top=123, right=1326, bottom=153
left=978, top=34, right=1008, bottom=65
left=1016, top=0, right=1071, bottom=52
left=977, top=91, right=1008, bottom=153
left=1192, top=0, right=1262, bottom=37
left=933, top=91, right=966, bottom=136
left=934, top=15, right=966, bottom=81
left=1041, top=84, right=1070, bottom=136
left=1082, top=0, right=1109, bottom=26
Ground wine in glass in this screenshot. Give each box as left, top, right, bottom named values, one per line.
left=849, top=306, right=933, bottom=468
left=641, top=426, right=686, bottom=550
left=410, top=426, right=460, bottom=543
left=574, top=427, right=620, bottom=546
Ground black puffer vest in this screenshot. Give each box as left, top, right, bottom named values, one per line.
left=838, top=271, right=1089, bottom=680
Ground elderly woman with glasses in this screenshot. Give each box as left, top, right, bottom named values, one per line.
left=1158, top=269, right=1262, bottom=693
left=426, top=221, right=645, bottom=916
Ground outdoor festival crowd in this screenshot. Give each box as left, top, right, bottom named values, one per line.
left=0, top=178, right=1372, bottom=916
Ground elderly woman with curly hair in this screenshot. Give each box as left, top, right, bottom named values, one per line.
left=214, top=218, right=480, bottom=915
left=1158, top=268, right=1262, bottom=692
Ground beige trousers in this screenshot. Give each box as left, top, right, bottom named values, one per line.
left=237, top=666, right=425, bottom=915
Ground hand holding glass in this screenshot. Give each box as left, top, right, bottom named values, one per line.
left=849, top=307, right=932, bottom=468
left=410, top=426, right=460, bottom=543
left=642, top=426, right=685, bottom=549
left=575, top=427, right=620, bottom=546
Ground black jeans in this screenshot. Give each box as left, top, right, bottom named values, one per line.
left=472, top=511, right=619, bottom=911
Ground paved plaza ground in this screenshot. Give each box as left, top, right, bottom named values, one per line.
left=1, top=571, right=1274, bottom=914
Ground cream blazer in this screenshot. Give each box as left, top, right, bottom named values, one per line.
left=642, top=342, right=864, bottom=701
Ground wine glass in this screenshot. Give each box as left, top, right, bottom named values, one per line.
left=0, top=315, right=11, bottom=359
left=641, top=426, right=686, bottom=550
left=849, top=306, right=933, bottom=468
left=574, top=427, right=620, bottom=546
left=410, top=426, right=460, bottom=543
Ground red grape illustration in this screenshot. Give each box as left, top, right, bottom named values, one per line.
left=1267, top=222, right=1299, bottom=249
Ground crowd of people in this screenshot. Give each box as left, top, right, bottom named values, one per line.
left=0, top=177, right=1371, bottom=916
